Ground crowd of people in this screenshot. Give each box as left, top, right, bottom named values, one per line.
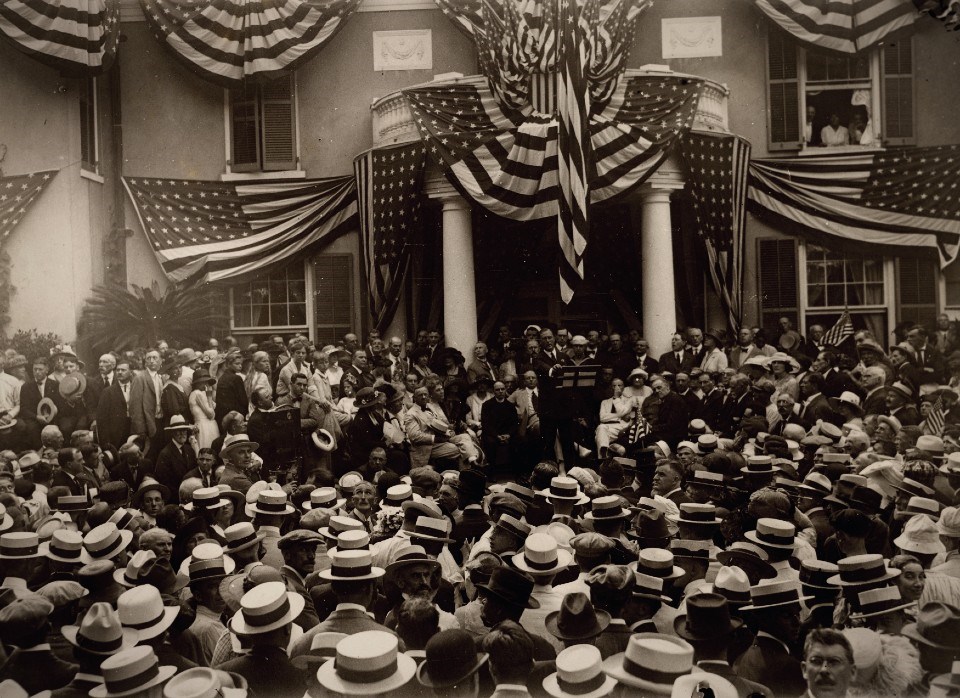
left=3, top=316, right=960, bottom=697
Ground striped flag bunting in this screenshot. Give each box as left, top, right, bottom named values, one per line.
left=0, top=0, right=120, bottom=75
left=680, top=133, right=751, bottom=331
left=753, top=0, right=917, bottom=54
left=556, top=0, right=593, bottom=303
left=914, top=0, right=960, bottom=29
left=0, top=170, right=57, bottom=244
left=748, top=145, right=960, bottom=267
left=140, top=0, right=361, bottom=86
left=122, top=175, right=357, bottom=283
left=353, top=142, right=427, bottom=334
left=821, top=310, right=855, bottom=347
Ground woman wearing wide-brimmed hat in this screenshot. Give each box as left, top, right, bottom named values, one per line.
left=764, top=352, right=800, bottom=404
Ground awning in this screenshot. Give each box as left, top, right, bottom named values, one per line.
left=123, top=174, right=358, bottom=283
left=0, top=0, right=120, bottom=75
left=140, top=0, right=361, bottom=86
left=747, top=145, right=960, bottom=265
left=754, top=0, right=917, bottom=53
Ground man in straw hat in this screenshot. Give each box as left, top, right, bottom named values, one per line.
left=515, top=532, right=574, bottom=652
left=601, top=633, right=696, bottom=695
left=153, top=415, right=197, bottom=503
left=218, top=580, right=306, bottom=697
left=218, top=433, right=259, bottom=495
left=315, top=630, right=417, bottom=696
left=56, top=601, right=138, bottom=698
left=176, top=542, right=234, bottom=666
left=86, top=645, right=176, bottom=698
left=932, top=506, right=960, bottom=578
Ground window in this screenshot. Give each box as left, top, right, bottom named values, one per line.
left=229, top=74, right=298, bottom=173
left=804, top=244, right=889, bottom=341
left=313, top=254, right=354, bottom=347
left=757, top=238, right=799, bottom=333
left=80, top=77, right=99, bottom=173
left=231, top=265, right=307, bottom=331
left=765, top=29, right=914, bottom=150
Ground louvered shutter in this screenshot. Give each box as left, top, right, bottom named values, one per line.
left=260, top=74, right=297, bottom=172
left=766, top=28, right=801, bottom=151
left=882, top=38, right=915, bottom=146
left=757, top=238, right=798, bottom=332
left=314, top=254, right=354, bottom=347
left=231, top=83, right=261, bottom=172
left=897, top=257, right=937, bottom=328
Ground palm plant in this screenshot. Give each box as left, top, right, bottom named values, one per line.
left=79, top=282, right=224, bottom=354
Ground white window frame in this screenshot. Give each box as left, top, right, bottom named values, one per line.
left=221, top=72, right=305, bottom=182
left=79, top=76, right=102, bottom=180
left=797, top=240, right=897, bottom=338
left=228, top=260, right=313, bottom=341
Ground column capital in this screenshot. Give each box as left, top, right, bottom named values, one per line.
left=424, top=170, right=470, bottom=210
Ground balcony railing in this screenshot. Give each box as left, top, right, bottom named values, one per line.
left=371, top=67, right=730, bottom=148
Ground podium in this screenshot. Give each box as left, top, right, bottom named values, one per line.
left=554, top=364, right=601, bottom=389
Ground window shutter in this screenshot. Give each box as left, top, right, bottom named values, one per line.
left=314, top=254, right=354, bottom=346
left=897, top=257, right=937, bottom=328
left=882, top=38, right=915, bottom=146
left=757, top=238, right=798, bottom=331
left=260, top=74, right=297, bottom=172
left=766, top=29, right=801, bottom=151
left=231, top=83, right=261, bottom=172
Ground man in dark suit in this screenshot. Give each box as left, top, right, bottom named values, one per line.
left=645, top=377, right=689, bottom=449
left=111, top=443, right=151, bottom=492
left=685, top=328, right=708, bottom=367
left=814, top=350, right=863, bottom=399
left=612, top=337, right=659, bottom=381
left=652, top=459, right=690, bottom=507
left=0, top=594, right=78, bottom=693
left=214, top=350, right=247, bottom=428
left=658, top=334, right=695, bottom=375
left=52, top=447, right=96, bottom=496
left=908, top=324, right=946, bottom=385
left=859, top=366, right=889, bottom=416
left=698, top=372, right=726, bottom=432
left=732, top=584, right=807, bottom=697
left=341, top=350, right=376, bottom=393
left=451, top=469, right=490, bottom=555
left=480, top=381, right=520, bottom=469
left=83, top=353, right=118, bottom=425
left=534, top=332, right=591, bottom=467
left=153, top=419, right=196, bottom=502
left=799, top=373, right=840, bottom=429
left=20, top=356, right=61, bottom=445
left=96, top=359, right=132, bottom=450
left=715, top=374, right=761, bottom=436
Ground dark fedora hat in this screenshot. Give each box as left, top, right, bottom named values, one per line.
left=545, top=592, right=611, bottom=642
left=417, top=629, right=488, bottom=689
left=673, top=592, right=742, bottom=642
left=902, top=602, right=960, bottom=650
left=715, top=542, right=777, bottom=585
left=476, top=566, right=539, bottom=609
left=454, top=468, right=487, bottom=502
left=626, top=509, right=671, bottom=548
left=849, top=486, right=883, bottom=514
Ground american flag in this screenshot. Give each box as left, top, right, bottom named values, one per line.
left=123, top=175, right=357, bottom=283
left=925, top=395, right=947, bottom=436
left=141, top=0, right=361, bottom=85
left=354, top=142, right=427, bottom=333
left=556, top=0, right=593, bottom=304
left=682, top=133, right=751, bottom=329
left=749, top=145, right=960, bottom=267
left=0, top=0, right=119, bottom=75
left=755, top=0, right=917, bottom=53
left=0, top=171, right=57, bottom=244
left=821, top=310, right=855, bottom=347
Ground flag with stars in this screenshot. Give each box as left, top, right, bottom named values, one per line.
left=140, top=0, right=361, bottom=86
left=681, top=133, right=751, bottom=329
left=0, top=0, right=119, bottom=75
left=123, top=175, right=357, bottom=283
left=0, top=171, right=57, bottom=244
left=354, top=142, right=428, bottom=333
left=749, top=145, right=960, bottom=267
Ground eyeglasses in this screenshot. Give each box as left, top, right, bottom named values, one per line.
left=806, top=656, right=847, bottom=669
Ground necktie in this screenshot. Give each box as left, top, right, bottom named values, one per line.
left=532, top=390, right=539, bottom=413
left=677, top=352, right=683, bottom=364
left=104, top=376, right=110, bottom=388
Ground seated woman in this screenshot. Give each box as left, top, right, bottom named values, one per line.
left=594, top=378, right=635, bottom=459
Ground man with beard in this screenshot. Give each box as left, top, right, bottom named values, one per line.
left=384, top=545, right=457, bottom=630
left=278, top=529, right=323, bottom=629
left=476, top=566, right=557, bottom=660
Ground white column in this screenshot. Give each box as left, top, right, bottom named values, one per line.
left=440, top=195, right=478, bottom=358
left=640, top=188, right=679, bottom=358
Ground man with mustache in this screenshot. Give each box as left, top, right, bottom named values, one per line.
left=802, top=628, right=857, bottom=698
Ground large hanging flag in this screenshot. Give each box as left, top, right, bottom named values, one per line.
left=353, top=142, right=428, bottom=334
left=0, top=0, right=120, bottom=75
left=753, top=0, right=917, bottom=54
left=123, top=175, right=357, bottom=283
left=680, top=133, right=751, bottom=331
left=748, top=145, right=960, bottom=267
left=0, top=170, right=57, bottom=243
left=140, top=0, right=361, bottom=86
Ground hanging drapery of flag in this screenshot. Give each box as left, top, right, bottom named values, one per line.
left=821, top=309, right=855, bottom=347
left=123, top=175, right=357, bottom=283
left=753, top=0, right=917, bottom=54
left=0, top=0, right=119, bottom=75
left=139, top=0, right=361, bottom=86
left=914, top=0, right=960, bottom=30
left=679, top=133, right=751, bottom=332
left=748, top=145, right=960, bottom=267
left=0, top=170, right=57, bottom=244
left=353, top=142, right=428, bottom=334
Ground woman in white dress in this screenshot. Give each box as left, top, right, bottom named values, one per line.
left=188, top=373, right=219, bottom=449
left=595, top=379, right=636, bottom=458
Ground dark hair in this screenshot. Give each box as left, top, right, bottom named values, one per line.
left=198, top=448, right=215, bottom=458
left=481, top=620, right=534, bottom=684
left=833, top=508, right=871, bottom=537
left=57, top=447, right=77, bottom=468
left=804, top=627, right=854, bottom=665
left=30, top=461, right=53, bottom=485
left=396, top=597, right=440, bottom=651
left=803, top=372, right=827, bottom=393
left=531, top=462, right=560, bottom=490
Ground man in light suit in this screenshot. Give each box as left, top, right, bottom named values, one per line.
left=96, top=359, right=133, bottom=450
left=129, top=349, right=163, bottom=458
left=405, top=386, right=466, bottom=468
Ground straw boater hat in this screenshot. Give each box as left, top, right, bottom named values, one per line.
left=162, top=668, right=247, bottom=698
left=632, top=572, right=672, bottom=604
left=629, top=548, right=685, bottom=581
left=896, top=496, right=943, bottom=522
left=163, top=415, right=192, bottom=433
left=316, top=631, right=416, bottom=696
left=302, top=487, right=345, bottom=511
left=667, top=503, right=722, bottom=527
left=581, top=495, right=632, bottom=521
left=931, top=661, right=960, bottom=695
left=319, top=515, right=365, bottom=544
left=826, top=554, right=901, bottom=587
left=327, top=530, right=370, bottom=556
left=799, top=559, right=841, bottom=591
left=116, top=585, right=180, bottom=641
left=744, top=518, right=796, bottom=550
left=513, top=533, right=573, bottom=576
left=311, top=428, right=335, bottom=452
left=40, top=529, right=84, bottom=564
left=382, top=484, right=413, bottom=507
left=290, top=632, right=347, bottom=671
left=540, top=476, right=590, bottom=505
left=81, top=523, right=134, bottom=565
left=223, top=522, right=265, bottom=556
left=740, top=578, right=813, bottom=611
left=601, top=633, right=694, bottom=693
left=62, top=601, right=138, bottom=656
left=59, top=372, right=86, bottom=402
left=409, top=516, right=454, bottom=545
left=89, top=645, right=176, bottom=698
left=544, top=645, right=618, bottom=698
left=318, top=549, right=386, bottom=583
left=184, top=486, right=228, bottom=512
left=184, top=543, right=236, bottom=581
left=230, top=580, right=304, bottom=635
left=849, top=586, right=915, bottom=620
left=247, top=489, right=294, bottom=516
